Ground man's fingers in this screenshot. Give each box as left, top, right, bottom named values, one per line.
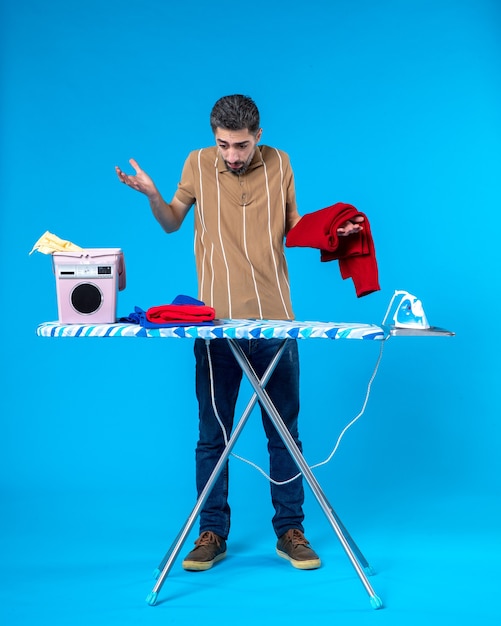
left=115, top=166, right=127, bottom=183
left=337, top=221, right=364, bottom=236
left=129, top=158, right=141, bottom=173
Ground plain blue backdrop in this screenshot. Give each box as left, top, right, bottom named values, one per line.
left=1, top=1, right=500, bottom=624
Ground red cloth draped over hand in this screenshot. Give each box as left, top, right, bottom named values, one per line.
left=286, top=202, right=380, bottom=297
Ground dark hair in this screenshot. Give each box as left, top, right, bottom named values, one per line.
left=210, top=95, right=260, bottom=135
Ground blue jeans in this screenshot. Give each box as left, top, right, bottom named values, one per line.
left=194, top=338, right=305, bottom=539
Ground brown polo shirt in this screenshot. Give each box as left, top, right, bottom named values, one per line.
left=175, top=145, right=297, bottom=320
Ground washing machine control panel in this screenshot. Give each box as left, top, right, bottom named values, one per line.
left=57, top=264, right=114, bottom=279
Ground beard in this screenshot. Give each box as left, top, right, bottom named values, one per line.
left=224, top=160, right=249, bottom=175
left=223, top=150, right=255, bottom=176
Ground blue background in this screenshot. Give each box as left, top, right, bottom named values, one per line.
left=1, top=1, right=500, bottom=624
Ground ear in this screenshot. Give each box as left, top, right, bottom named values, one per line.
left=255, top=128, right=263, bottom=143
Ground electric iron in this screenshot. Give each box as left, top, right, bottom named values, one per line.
left=382, top=290, right=430, bottom=329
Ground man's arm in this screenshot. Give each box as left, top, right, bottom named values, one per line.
left=285, top=205, right=301, bottom=234
left=115, top=158, right=192, bottom=233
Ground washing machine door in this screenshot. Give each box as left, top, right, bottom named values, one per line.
left=70, top=282, right=103, bottom=315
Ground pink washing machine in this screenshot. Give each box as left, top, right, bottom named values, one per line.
left=52, top=248, right=126, bottom=324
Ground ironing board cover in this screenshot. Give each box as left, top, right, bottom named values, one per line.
left=36, top=320, right=386, bottom=340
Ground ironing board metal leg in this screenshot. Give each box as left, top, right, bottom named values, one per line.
left=226, top=339, right=383, bottom=609
left=322, top=495, right=374, bottom=574
left=146, top=341, right=289, bottom=605
left=315, top=490, right=375, bottom=574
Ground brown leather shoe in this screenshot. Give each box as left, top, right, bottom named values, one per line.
left=182, top=531, right=227, bottom=571
left=276, top=529, right=321, bottom=570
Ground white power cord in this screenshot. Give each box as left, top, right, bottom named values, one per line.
left=205, top=337, right=387, bottom=486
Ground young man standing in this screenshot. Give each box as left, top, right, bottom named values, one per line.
left=116, top=94, right=362, bottom=572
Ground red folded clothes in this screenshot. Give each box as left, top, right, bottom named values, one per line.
left=146, top=304, right=216, bottom=324
left=286, top=202, right=380, bottom=297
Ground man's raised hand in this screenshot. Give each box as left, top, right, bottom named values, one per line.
left=115, top=158, right=158, bottom=197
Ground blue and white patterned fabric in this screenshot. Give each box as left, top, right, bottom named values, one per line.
left=36, top=319, right=387, bottom=340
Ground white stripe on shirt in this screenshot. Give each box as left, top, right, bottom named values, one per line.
left=262, top=152, right=291, bottom=318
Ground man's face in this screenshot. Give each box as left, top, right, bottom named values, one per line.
left=215, top=127, right=263, bottom=175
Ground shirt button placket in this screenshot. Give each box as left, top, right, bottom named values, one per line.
left=240, top=176, right=248, bottom=206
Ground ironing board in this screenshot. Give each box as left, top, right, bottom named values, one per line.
left=36, top=318, right=453, bottom=610
left=36, top=319, right=386, bottom=340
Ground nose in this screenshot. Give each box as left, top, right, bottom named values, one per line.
left=227, top=149, right=240, bottom=163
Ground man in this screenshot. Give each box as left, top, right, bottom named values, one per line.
left=116, top=95, right=362, bottom=572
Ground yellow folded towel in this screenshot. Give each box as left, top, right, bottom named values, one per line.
left=30, top=231, right=83, bottom=255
